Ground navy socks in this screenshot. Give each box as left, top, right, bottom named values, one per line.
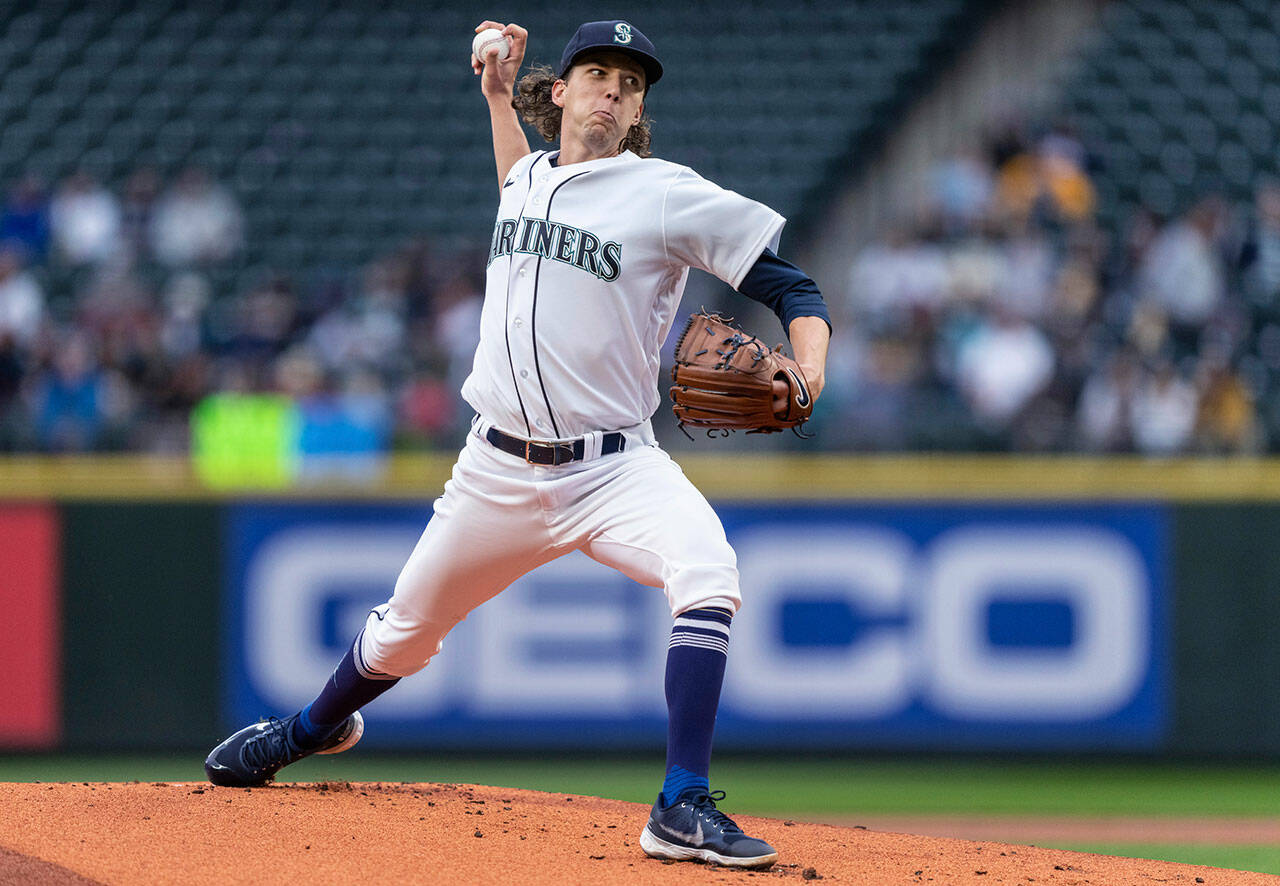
left=290, top=607, right=735, bottom=791
left=661, top=607, right=732, bottom=805
left=291, top=632, right=399, bottom=749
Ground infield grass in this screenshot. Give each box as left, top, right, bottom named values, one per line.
left=1044, top=844, right=1280, bottom=876
left=3, top=755, right=1280, bottom=815
left=3, top=755, right=1279, bottom=873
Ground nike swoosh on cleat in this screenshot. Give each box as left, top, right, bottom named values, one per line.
left=657, top=819, right=704, bottom=846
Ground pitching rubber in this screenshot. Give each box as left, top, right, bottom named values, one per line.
left=639, top=823, right=778, bottom=869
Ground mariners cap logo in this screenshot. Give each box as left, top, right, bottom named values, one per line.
left=559, top=20, right=662, bottom=85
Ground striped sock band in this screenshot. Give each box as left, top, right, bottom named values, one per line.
left=668, top=606, right=731, bottom=656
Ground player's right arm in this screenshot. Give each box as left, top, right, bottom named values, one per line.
left=472, top=21, right=531, bottom=188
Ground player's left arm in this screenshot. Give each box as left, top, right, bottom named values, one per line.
left=786, top=315, right=829, bottom=402
left=736, top=248, right=831, bottom=403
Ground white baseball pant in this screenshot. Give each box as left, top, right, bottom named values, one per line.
left=356, top=423, right=740, bottom=678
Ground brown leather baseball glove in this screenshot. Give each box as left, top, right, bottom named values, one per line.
left=669, top=311, right=813, bottom=436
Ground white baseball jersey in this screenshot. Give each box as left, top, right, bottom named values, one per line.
left=461, top=149, right=785, bottom=440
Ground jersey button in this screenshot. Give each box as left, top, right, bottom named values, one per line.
left=520, top=369, right=529, bottom=378
left=513, top=317, right=523, bottom=327
left=518, top=268, right=528, bottom=278
left=532, top=196, right=544, bottom=205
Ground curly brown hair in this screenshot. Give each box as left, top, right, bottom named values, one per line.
left=512, top=64, right=652, bottom=158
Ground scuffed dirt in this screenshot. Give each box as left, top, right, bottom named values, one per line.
left=0, top=781, right=1274, bottom=885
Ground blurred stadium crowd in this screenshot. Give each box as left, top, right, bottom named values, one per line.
left=0, top=0, right=1278, bottom=456
left=0, top=163, right=485, bottom=453
left=818, top=122, right=1278, bottom=454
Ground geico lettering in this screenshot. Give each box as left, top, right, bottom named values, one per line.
left=469, top=552, right=668, bottom=716
left=920, top=527, right=1149, bottom=720
left=243, top=525, right=454, bottom=716
left=727, top=523, right=1151, bottom=722
left=727, top=527, right=915, bottom=718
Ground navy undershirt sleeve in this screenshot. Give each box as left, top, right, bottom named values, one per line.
left=736, top=248, right=832, bottom=335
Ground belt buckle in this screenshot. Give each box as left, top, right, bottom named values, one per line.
left=524, top=440, right=536, bottom=464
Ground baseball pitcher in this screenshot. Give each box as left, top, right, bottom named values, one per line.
left=205, top=19, right=832, bottom=870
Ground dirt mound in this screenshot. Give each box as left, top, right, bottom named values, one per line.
left=0, top=781, right=1272, bottom=885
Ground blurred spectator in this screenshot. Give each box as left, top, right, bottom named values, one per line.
left=150, top=166, right=244, bottom=267
left=226, top=275, right=297, bottom=363
left=1136, top=197, right=1228, bottom=345
left=308, top=261, right=410, bottom=377
left=846, top=334, right=919, bottom=449
left=49, top=170, right=122, bottom=266
left=994, top=223, right=1055, bottom=321
left=120, top=166, right=162, bottom=263
left=1076, top=349, right=1139, bottom=452
left=952, top=307, right=1055, bottom=429
left=1194, top=352, right=1259, bottom=453
left=931, top=150, right=993, bottom=232
left=0, top=174, right=51, bottom=260
left=430, top=268, right=484, bottom=388
left=397, top=368, right=458, bottom=445
left=0, top=332, right=25, bottom=450
left=993, top=125, right=1096, bottom=227
left=847, top=227, right=950, bottom=321
left=33, top=332, right=105, bottom=451
left=0, top=243, right=45, bottom=346
left=1130, top=361, right=1198, bottom=455
left=1241, top=181, right=1280, bottom=315
left=160, top=272, right=211, bottom=359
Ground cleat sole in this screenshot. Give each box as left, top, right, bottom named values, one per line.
left=640, top=823, right=777, bottom=870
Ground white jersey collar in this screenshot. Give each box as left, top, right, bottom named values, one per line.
left=545, top=149, right=639, bottom=171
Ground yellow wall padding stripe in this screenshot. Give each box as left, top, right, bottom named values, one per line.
left=3, top=454, right=1280, bottom=501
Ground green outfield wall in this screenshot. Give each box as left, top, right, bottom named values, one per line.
left=59, top=503, right=223, bottom=749
left=4, top=455, right=1280, bottom=755
left=1172, top=505, right=1280, bottom=755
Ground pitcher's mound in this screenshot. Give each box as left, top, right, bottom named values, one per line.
left=0, top=781, right=1271, bottom=884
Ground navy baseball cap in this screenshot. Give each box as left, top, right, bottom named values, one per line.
left=558, top=20, right=663, bottom=87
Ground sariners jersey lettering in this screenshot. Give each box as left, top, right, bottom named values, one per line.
left=488, top=216, right=622, bottom=282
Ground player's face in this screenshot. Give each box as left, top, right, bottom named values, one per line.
left=553, top=53, right=646, bottom=155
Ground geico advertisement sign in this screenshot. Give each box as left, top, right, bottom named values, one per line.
left=227, top=504, right=1165, bottom=745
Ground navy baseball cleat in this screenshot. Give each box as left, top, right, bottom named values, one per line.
left=639, top=789, right=777, bottom=869
left=204, top=712, right=364, bottom=787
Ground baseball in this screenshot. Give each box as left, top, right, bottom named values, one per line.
left=472, top=28, right=510, bottom=63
